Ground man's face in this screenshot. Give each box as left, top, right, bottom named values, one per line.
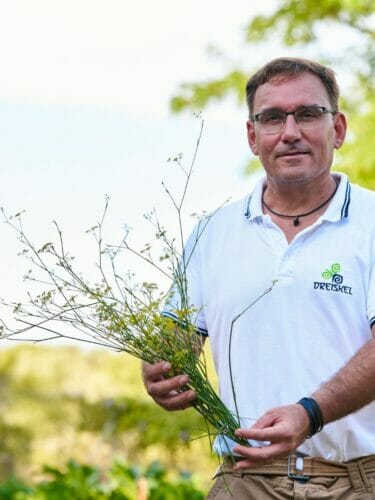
left=246, top=72, right=347, bottom=186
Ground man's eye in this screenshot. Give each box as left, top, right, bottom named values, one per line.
left=298, top=108, right=322, bottom=121
left=261, top=112, right=283, bottom=124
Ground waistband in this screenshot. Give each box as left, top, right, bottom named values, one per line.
left=218, top=455, right=375, bottom=481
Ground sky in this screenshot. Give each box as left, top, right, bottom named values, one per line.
left=0, top=0, right=349, bottom=344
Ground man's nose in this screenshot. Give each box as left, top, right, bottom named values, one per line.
left=280, top=114, right=302, bottom=141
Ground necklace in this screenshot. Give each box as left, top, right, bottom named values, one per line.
left=262, top=178, right=339, bottom=227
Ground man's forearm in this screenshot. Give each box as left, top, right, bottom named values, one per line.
left=312, top=336, right=375, bottom=425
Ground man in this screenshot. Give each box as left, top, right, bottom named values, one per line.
left=143, top=58, right=375, bottom=498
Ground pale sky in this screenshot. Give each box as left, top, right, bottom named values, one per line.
left=0, top=0, right=351, bottom=341
left=0, top=0, right=278, bottom=117
left=0, top=1, right=280, bottom=302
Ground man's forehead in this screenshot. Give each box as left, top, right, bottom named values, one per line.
left=253, top=72, right=329, bottom=110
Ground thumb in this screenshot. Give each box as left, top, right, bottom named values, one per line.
left=250, top=412, right=278, bottom=430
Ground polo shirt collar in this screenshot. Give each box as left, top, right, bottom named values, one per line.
left=244, top=172, right=351, bottom=223
left=321, top=172, right=351, bottom=222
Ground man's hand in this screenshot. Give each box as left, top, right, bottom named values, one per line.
left=232, top=404, right=310, bottom=469
left=142, top=361, right=196, bottom=411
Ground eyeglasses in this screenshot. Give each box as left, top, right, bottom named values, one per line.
left=252, top=106, right=336, bottom=135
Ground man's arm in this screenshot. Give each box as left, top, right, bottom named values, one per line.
left=232, top=328, right=375, bottom=469
left=312, top=326, right=375, bottom=424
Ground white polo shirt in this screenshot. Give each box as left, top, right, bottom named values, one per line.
left=164, top=172, right=375, bottom=461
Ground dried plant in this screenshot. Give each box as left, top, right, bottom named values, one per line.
left=0, top=118, right=274, bottom=452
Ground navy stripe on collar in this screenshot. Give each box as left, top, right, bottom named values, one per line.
left=370, top=316, right=375, bottom=329
left=161, top=310, right=209, bottom=337
left=244, top=178, right=351, bottom=221
left=341, top=182, right=351, bottom=219
left=244, top=194, right=252, bottom=219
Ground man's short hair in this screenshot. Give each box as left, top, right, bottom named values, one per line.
left=246, top=57, right=340, bottom=118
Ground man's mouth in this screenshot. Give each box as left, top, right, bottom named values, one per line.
left=277, top=150, right=309, bottom=158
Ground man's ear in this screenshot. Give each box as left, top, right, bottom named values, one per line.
left=246, top=120, right=258, bottom=155
left=333, top=112, right=347, bottom=150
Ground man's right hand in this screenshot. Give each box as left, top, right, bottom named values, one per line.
left=142, top=361, right=196, bottom=411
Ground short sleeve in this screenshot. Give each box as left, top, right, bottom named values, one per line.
left=368, top=262, right=375, bottom=330
left=162, top=221, right=208, bottom=336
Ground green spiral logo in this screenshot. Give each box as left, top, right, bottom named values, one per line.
left=331, top=263, right=341, bottom=273
left=322, top=270, right=332, bottom=279
left=322, top=263, right=341, bottom=280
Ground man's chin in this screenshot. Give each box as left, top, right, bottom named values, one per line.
left=273, top=165, right=311, bottom=184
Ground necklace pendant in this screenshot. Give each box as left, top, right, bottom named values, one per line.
left=293, top=217, right=300, bottom=226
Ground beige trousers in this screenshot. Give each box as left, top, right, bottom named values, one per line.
left=207, top=458, right=375, bottom=499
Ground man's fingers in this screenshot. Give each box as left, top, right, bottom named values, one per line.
left=142, top=361, right=171, bottom=382
left=250, top=413, right=278, bottom=430
left=235, top=426, right=278, bottom=443
left=156, top=389, right=196, bottom=411
left=148, top=374, right=190, bottom=399
left=232, top=443, right=287, bottom=468
left=142, top=361, right=196, bottom=411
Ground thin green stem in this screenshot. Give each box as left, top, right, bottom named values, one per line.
left=228, top=281, right=277, bottom=425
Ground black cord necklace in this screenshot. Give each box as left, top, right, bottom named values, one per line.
left=262, top=177, right=339, bottom=227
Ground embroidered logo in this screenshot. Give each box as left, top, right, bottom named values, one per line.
left=313, top=263, right=352, bottom=295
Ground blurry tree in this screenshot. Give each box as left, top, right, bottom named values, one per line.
left=0, top=345, right=216, bottom=489
left=0, top=349, right=32, bottom=480
left=0, top=420, right=31, bottom=481
left=78, top=396, right=206, bottom=454
left=170, top=0, right=375, bottom=188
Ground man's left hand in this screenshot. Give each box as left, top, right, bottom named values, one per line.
left=232, top=404, right=311, bottom=469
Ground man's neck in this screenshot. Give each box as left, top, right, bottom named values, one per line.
left=263, top=174, right=338, bottom=213
left=262, top=174, right=340, bottom=244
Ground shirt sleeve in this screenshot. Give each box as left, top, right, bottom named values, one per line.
left=162, top=221, right=208, bottom=336
left=367, top=262, right=375, bottom=330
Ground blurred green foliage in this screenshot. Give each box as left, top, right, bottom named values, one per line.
left=170, top=0, right=375, bottom=188
left=0, top=345, right=217, bottom=494
left=0, top=460, right=205, bottom=499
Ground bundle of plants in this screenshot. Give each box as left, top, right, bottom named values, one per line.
left=0, top=122, right=275, bottom=451
left=0, top=123, right=258, bottom=451
left=0, top=204, right=253, bottom=448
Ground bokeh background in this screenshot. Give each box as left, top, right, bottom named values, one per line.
left=0, top=0, right=374, bottom=497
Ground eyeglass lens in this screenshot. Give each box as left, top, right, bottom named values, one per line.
left=256, top=106, right=329, bottom=134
